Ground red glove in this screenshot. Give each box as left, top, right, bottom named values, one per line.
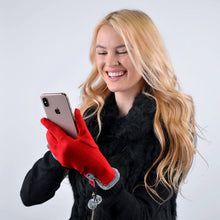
left=41, top=109, right=116, bottom=186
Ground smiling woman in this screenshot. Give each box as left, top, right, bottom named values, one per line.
left=20, top=9, right=197, bottom=220
left=95, top=25, right=145, bottom=107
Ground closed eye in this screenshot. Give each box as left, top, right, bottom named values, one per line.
left=97, top=52, right=107, bottom=55
left=117, top=51, right=128, bottom=54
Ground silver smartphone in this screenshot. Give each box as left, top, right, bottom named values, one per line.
left=41, top=93, right=78, bottom=139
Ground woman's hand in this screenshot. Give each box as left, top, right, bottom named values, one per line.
left=41, top=109, right=115, bottom=186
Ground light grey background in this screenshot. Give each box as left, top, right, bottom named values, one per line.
left=1, top=0, right=219, bottom=219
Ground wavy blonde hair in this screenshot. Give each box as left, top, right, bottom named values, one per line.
left=79, top=9, right=197, bottom=202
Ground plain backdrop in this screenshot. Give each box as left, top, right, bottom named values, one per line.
left=1, top=0, right=219, bottom=219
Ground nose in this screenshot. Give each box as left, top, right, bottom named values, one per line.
left=106, top=53, right=119, bottom=66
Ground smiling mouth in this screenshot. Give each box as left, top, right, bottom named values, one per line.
left=106, top=71, right=126, bottom=78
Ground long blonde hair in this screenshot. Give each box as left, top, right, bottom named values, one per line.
left=80, top=9, right=197, bottom=202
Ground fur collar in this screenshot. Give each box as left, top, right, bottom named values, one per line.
left=86, top=91, right=156, bottom=143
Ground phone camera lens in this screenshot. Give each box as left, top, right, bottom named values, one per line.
left=42, top=98, right=49, bottom=107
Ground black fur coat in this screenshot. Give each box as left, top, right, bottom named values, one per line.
left=20, top=92, right=177, bottom=220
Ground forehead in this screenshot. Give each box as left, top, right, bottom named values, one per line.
left=96, top=25, right=125, bottom=48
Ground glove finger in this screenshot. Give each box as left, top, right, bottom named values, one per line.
left=41, top=117, right=67, bottom=138
left=46, top=131, right=58, bottom=146
left=46, top=131, right=60, bottom=157
left=74, top=108, right=88, bottom=136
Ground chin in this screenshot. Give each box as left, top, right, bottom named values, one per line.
left=107, top=87, right=121, bottom=93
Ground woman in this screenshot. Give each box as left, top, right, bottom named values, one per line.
left=20, top=9, right=197, bottom=219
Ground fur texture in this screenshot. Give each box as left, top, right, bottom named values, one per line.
left=69, top=92, right=177, bottom=219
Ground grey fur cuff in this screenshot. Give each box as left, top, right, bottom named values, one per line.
left=87, top=168, right=120, bottom=190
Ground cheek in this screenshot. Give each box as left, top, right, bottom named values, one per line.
left=96, top=56, right=104, bottom=72
left=121, top=56, right=134, bottom=70
left=123, top=58, right=142, bottom=80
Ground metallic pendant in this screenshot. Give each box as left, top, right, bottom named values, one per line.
left=88, top=194, right=102, bottom=210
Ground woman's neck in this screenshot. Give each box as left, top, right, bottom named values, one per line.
left=114, top=91, right=138, bottom=116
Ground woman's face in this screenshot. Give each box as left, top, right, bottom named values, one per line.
left=95, top=25, right=144, bottom=96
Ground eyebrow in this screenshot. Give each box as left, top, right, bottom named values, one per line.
left=96, top=44, right=126, bottom=49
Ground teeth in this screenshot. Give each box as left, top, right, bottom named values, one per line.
left=108, top=72, right=125, bottom=77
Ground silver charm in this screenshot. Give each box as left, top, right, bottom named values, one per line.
left=88, top=194, right=102, bottom=210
